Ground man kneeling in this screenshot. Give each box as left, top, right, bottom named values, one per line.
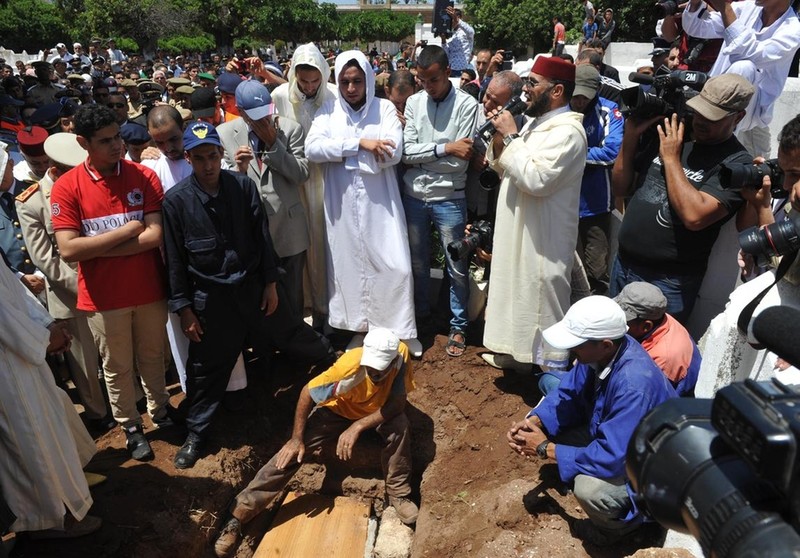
left=214, top=328, right=418, bottom=558
left=507, top=296, right=676, bottom=545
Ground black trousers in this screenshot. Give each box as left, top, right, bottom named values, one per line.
left=184, top=278, right=334, bottom=439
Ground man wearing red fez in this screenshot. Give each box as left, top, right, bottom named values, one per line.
left=480, top=55, right=588, bottom=374
left=14, top=126, right=51, bottom=186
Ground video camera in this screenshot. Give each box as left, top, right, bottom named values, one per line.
left=619, top=70, right=708, bottom=120
left=627, top=305, right=800, bottom=557
left=447, top=220, right=493, bottom=262
left=654, top=0, right=682, bottom=17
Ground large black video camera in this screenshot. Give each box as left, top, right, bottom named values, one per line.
left=627, top=306, right=800, bottom=557
left=619, top=70, right=708, bottom=120
left=654, top=0, right=682, bottom=17
left=447, top=220, right=493, bottom=262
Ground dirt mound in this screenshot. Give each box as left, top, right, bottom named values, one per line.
left=11, top=333, right=686, bottom=558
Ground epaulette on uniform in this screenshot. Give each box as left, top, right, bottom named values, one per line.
left=15, top=182, right=40, bottom=204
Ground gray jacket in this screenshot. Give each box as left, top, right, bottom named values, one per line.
left=402, top=85, right=479, bottom=202
left=217, top=115, right=310, bottom=258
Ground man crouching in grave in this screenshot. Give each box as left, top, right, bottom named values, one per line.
left=213, top=328, right=418, bottom=558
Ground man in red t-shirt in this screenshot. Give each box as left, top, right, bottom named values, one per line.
left=51, top=104, right=174, bottom=462
left=552, top=17, right=567, bottom=56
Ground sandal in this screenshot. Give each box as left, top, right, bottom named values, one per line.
left=446, top=328, right=466, bottom=357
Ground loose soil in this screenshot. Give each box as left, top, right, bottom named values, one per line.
left=10, top=325, right=694, bottom=558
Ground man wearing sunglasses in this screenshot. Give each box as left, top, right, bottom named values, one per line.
left=480, top=56, right=588, bottom=374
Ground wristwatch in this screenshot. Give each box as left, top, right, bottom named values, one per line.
left=536, top=440, right=551, bottom=459
left=503, top=133, right=520, bottom=146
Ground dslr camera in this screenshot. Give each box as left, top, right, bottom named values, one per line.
left=738, top=210, right=800, bottom=259
left=620, top=70, right=708, bottom=120
left=720, top=158, right=785, bottom=194
left=627, top=305, right=800, bottom=557
left=447, top=220, right=493, bottom=262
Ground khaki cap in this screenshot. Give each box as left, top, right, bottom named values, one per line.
left=686, top=73, right=754, bottom=122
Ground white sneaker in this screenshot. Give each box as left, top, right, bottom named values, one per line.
left=403, top=338, right=423, bottom=358
left=481, top=353, right=530, bottom=372
left=346, top=334, right=365, bottom=351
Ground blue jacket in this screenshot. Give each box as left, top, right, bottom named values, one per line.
left=577, top=96, right=624, bottom=218
left=533, top=336, right=677, bottom=484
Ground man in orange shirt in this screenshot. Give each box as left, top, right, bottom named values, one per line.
left=552, top=17, right=567, bottom=56
left=614, top=282, right=701, bottom=396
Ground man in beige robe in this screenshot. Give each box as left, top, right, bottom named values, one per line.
left=482, top=56, right=588, bottom=371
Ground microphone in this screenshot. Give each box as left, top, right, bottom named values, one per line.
left=478, top=94, right=528, bottom=143
left=752, top=306, right=800, bottom=370
left=629, top=72, right=655, bottom=85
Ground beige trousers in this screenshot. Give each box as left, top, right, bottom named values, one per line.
left=87, top=299, right=170, bottom=427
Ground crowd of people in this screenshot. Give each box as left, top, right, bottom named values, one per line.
left=2, top=0, right=800, bottom=553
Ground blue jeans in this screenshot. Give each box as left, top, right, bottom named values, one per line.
left=403, top=195, right=469, bottom=331
left=538, top=371, right=567, bottom=396
left=608, top=256, right=703, bottom=325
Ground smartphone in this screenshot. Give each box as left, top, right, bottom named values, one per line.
left=502, top=50, right=514, bottom=71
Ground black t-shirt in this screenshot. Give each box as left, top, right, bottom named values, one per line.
left=618, top=136, right=751, bottom=275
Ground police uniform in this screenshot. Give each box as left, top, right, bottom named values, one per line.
left=162, top=123, right=334, bottom=448
left=14, top=133, right=107, bottom=419
left=0, top=186, right=34, bottom=275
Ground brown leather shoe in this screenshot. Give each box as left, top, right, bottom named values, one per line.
left=213, top=517, right=242, bottom=558
left=388, top=495, right=419, bottom=525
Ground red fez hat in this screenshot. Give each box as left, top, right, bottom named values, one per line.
left=532, top=56, right=576, bottom=83
left=18, top=126, right=49, bottom=157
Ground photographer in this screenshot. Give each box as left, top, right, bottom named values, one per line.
left=480, top=56, right=587, bottom=372
left=610, top=74, right=755, bottom=324
left=439, top=7, right=475, bottom=74
left=694, top=115, right=800, bottom=395
left=681, top=0, right=800, bottom=157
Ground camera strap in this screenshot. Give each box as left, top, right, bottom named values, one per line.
left=736, top=249, right=799, bottom=346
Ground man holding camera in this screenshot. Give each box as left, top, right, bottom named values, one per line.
left=440, top=6, right=474, bottom=74
left=610, top=74, right=755, bottom=323
left=481, top=56, right=587, bottom=372
left=681, top=0, right=800, bottom=157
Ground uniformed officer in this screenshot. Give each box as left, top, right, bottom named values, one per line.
left=14, top=133, right=110, bottom=424
left=162, top=121, right=335, bottom=469
left=14, top=125, right=50, bottom=187
left=166, top=77, right=191, bottom=105
left=119, top=79, right=143, bottom=120
left=1, top=147, right=39, bottom=292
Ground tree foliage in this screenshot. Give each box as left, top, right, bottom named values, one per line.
left=464, top=0, right=661, bottom=53
left=0, top=0, right=68, bottom=52
left=338, top=11, right=416, bottom=43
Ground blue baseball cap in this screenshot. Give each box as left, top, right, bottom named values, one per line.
left=183, top=121, right=222, bottom=151
left=234, top=80, right=275, bottom=121
left=217, top=71, right=242, bottom=94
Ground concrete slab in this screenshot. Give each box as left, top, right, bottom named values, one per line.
left=255, top=492, right=371, bottom=558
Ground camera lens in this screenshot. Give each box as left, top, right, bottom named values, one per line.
left=739, top=219, right=800, bottom=258
left=479, top=168, right=501, bottom=191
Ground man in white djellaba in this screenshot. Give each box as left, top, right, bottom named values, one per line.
left=305, top=50, right=420, bottom=354
left=0, top=244, right=101, bottom=538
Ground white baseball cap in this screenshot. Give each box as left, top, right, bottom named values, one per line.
left=360, top=328, right=400, bottom=371
left=543, top=296, right=628, bottom=350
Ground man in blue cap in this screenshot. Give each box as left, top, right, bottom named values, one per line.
left=217, top=80, right=310, bottom=320
left=163, top=121, right=333, bottom=469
